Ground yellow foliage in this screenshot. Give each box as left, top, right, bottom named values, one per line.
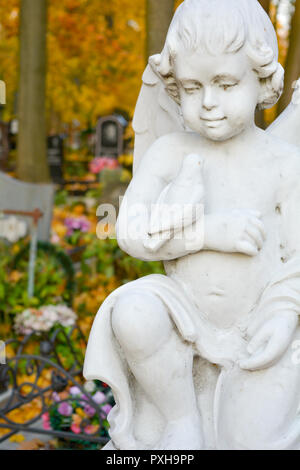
left=0, top=0, right=145, bottom=128
left=9, top=433, right=25, bottom=443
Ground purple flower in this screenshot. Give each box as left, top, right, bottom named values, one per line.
left=64, top=217, right=91, bottom=236
left=84, top=403, right=96, bottom=418
left=92, top=391, right=106, bottom=405
left=58, top=402, right=73, bottom=416
left=100, top=404, right=112, bottom=418
left=69, top=386, right=82, bottom=396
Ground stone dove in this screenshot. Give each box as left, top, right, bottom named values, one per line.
left=143, top=153, right=205, bottom=252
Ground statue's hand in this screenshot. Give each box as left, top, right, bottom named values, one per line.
left=238, top=311, right=298, bottom=371
left=204, top=209, right=265, bottom=256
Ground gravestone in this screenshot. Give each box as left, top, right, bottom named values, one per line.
left=95, top=115, right=127, bottom=158
left=8, top=118, right=18, bottom=151
left=0, top=122, right=9, bottom=170
left=0, top=172, right=54, bottom=241
left=47, top=135, right=64, bottom=184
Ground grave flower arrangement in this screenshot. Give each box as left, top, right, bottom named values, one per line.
left=89, top=156, right=119, bottom=174
left=42, top=380, right=113, bottom=449
left=14, top=305, right=77, bottom=335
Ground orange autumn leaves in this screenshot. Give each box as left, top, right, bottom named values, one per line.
left=0, top=0, right=145, bottom=128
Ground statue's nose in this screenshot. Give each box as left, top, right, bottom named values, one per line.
left=202, top=86, right=217, bottom=110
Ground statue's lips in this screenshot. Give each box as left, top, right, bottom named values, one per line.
left=201, top=117, right=227, bottom=128
left=201, top=117, right=227, bottom=122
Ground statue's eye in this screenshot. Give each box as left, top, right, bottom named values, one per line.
left=221, top=83, right=238, bottom=91
left=184, top=87, right=201, bottom=94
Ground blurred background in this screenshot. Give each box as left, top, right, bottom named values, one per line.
left=0, top=0, right=298, bottom=451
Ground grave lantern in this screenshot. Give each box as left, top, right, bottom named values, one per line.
left=95, top=115, right=127, bottom=158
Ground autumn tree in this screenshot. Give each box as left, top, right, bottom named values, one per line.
left=146, top=0, right=174, bottom=58
left=277, top=0, right=300, bottom=113
left=255, top=0, right=271, bottom=128
left=259, top=0, right=271, bottom=13
left=17, top=0, right=49, bottom=182
left=0, top=0, right=146, bottom=133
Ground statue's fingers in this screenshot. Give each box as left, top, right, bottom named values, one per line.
left=238, top=342, right=278, bottom=371
left=247, top=325, right=269, bottom=354
left=236, top=240, right=258, bottom=257
left=245, top=226, right=264, bottom=250
left=246, top=317, right=263, bottom=338
left=248, top=218, right=266, bottom=240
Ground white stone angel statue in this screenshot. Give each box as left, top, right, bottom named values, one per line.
left=84, top=0, right=300, bottom=450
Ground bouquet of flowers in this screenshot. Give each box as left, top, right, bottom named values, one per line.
left=42, top=380, right=113, bottom=449
left=64, top=216, right=91, bottom=237
left=89, top=157, right=119, bottom=174
left=14, top=305, right=77, bottom=335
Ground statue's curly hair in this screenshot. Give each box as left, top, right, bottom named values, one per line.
left=149, top=0, right=284, bottom=110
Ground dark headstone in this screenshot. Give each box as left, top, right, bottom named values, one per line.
left=47, top=135, right=64, bottom=184
left=95, top=115, right=127, bottom=158
left=0, top=122, right=9, bottom=170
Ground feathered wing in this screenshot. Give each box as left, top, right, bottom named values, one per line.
left=132, top=64, right=184, bottom=174
left=267, top=79, right=300, bottom=148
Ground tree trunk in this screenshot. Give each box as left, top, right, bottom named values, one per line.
left=255, top=0, right=271, bottom=128
left=146, top=0, right=174, bottom=59
left=258, top=0, right=271, bottom=13
left=17, top=0, right=50, bottom=182
left=277, top=0, right=300, bottom=114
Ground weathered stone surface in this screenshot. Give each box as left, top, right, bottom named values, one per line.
left=84, top=0, right=300, bottom=450
left=0, top=171, right=54, bottom=240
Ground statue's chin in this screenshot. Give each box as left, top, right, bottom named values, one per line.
left=196, top=125, right=246, bottom=143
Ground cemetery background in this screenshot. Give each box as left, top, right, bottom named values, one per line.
left=0, top=0, right=298, bottom=450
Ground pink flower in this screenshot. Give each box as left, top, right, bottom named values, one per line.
left=42, top=412, right=49, bottom=422
left=64, top=217, right=91, bottom=236
left=42, top=412, right=51, bottom=430
left=71, top=423, right=81, bottom=434
left=92, top=391, right=106, bottom=405
left=89, top=157, right=119, bottom=174
left=43, top=420, right=52, bottom=431
left=101, top=404, right=112, bottom=416
left=84, top=424, right=99, bottom=435
left=58, top=401, right=73, bottom=416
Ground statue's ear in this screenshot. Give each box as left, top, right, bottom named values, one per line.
left=257, top=63, right=284, bottom=110
left=149, top=51, right=180, bottom=105
left=149, top=44, right=175, bottom=78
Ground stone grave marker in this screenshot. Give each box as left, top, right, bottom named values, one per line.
left=95, top=115, right=127, bottom=158
left=47, top=134, right=64, bottom=184
left=0, top=171, right=54, bottom=241
left=0, top=122, right=9, bottom=170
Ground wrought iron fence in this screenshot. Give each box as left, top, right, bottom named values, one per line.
left=0, top=324, right=111, bottom=448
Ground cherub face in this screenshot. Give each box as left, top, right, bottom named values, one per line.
left=174, top=48, right=261, bottom=141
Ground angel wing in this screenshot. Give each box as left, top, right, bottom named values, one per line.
left=267, top=79, right=300, bottom=147
left=132, top=64, right=184, bottom=174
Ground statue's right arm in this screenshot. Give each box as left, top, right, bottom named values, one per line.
left=116, top=135, right=204, bottom=262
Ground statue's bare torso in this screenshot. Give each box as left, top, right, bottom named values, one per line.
left=161, top=130, right=297, bottom=329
